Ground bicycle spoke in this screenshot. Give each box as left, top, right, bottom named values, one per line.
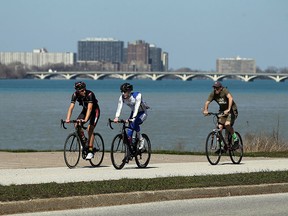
left=89, top=133, right=105, bottom=167
left=111, top=134, right=126, bottom=169
left=205, top=132, right=221, bottom=165
left=64, top=133, right=81, bottom=168
left=229, top=132, right=243, bottom=164
left=135, top=134, right=151, bottom=168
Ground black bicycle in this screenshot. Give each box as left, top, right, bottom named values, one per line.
left=61, top=119, right=105, bottom=168
left=108, top=118, right=151, bottom=170
left=205, top=112, right=243, bottom=165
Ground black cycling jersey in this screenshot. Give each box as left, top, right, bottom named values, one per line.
left=71, top=90, right=99, bottom=111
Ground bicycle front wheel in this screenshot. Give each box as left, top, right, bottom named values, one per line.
left=135, top=133, right=151, bottom=168
left=205, top=131, right=221, bottom=165
left=89, top=132, right=105, bottom=167
left=229, top=131, right=243, bottom=164
left=64, top=133, right=81, bottom=168
left=110, top=134, right=126, bottom=169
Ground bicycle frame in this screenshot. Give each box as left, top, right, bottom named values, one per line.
left=108, top=119, right=137, bottom=156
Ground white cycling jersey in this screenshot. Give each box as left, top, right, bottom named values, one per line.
left=115, top=92, right=148, bottom=119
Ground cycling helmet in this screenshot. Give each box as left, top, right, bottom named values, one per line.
left=120, top=83, right=133, bottom=92
left=74, top=81, right=86, bottom=91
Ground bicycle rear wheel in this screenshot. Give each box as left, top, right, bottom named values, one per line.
left=110, top=134, right=126, bottom=169
left=64, top=132, right=81, bottom=168
left=205, top=131, right=221, bottom=165
left=135, top=133, right=151, bottom=168
left=229, top=131, right=243, bottom=164
left=89, top=133, right=105, bottom=167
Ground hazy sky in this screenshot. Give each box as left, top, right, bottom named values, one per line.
left=0, top=0, right=287, bottom=70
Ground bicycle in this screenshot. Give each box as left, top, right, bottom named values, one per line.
left=205, top=112, right=243, bottom=165
left=61, top=119, right=105, bottom=168
left=108, top=118, right=151, bottom=170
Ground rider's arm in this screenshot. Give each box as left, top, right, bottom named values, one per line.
left=132, top=93, right=142, bottom=119
left=203, top=100, right=210, bottom=115
left=66, top=103, right=75, bottom=122
left=224, top=93, right=233, bottom=115
left=114, top=95, right=123, bottom=121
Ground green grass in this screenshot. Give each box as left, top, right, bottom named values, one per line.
left=1, top=171, right=288, bottom=202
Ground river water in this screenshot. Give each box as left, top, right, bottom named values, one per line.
left=0, top=78, right=287, bottom=152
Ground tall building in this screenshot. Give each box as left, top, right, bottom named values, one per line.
left=149, top=44, right=162, bottom=71
left=78, top=38, right=124, bottom=63
left=216, top=56, right=256, bottom=73
left=126, top=40, right=150, bottom=71
left=0, top=48, right=75, bottom=68
left=162, top=52, right=169, bottom=71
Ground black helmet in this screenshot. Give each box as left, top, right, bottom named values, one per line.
left=120, top=83, right=133, bottom=92
left=74, top=81, right=86, bottom=91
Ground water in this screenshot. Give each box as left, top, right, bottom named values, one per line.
left=0, top=79, right=287, bottom=152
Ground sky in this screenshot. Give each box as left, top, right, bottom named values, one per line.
left=0, top=0, right=287, bottom=71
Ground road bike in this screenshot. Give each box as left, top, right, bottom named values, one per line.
left=61, top=119, right=105, bottom=168
left=108, top=119, right=151, bottom=170
left=205, top=112, right=243, bottom=165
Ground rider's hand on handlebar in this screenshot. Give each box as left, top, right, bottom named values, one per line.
left=113, top=117, right=119, bottom=123
left=128, top=117, right=135, bottom=122
left=65, top=119, right=70, bottom=123
left=223, top=109, right=230, bottom=115
left=203, top=110, right=209, bottom=116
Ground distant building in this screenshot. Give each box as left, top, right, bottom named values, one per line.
left=149, top=44, right=162, bottom=71
left=216, top=56, right=256, bottom=73
left=78, top=38, right=124, bottom=63
left=125, top=40, right=150, bottom=71
left=0, top=48, right=75, bottom=68
left=161, top=52, right=169, bottom=71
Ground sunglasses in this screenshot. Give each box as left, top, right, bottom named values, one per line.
left=78, top=89, right=85, bottom=92
left=214, top=87, right=221, bottom=90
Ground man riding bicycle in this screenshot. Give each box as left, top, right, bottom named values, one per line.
left=203, top=81, right=239, bottom=151
left=65, top=81, right=100, bottom=160
left=113, top=83, right=148, bottom=150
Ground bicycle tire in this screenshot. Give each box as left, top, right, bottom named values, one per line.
left=135, top=133, right=151, bottom=168
left=205, top=131, right=221, bottom=165
left=229, top=131, right=243, bottom=164
left=64, top=132, right=81, bottom=168
left=89, top=132, right=105, bottom=167
left=110, top=134, right=126, bottom=169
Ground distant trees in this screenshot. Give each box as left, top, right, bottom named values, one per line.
left=0, top=63, right=27, bottom=79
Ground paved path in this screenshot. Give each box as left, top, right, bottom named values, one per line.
left=1, top=155, right=287, bottom=185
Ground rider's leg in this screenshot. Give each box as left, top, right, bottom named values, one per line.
left=86, top=108, right=100, bottom=160
left=87, top=124, right=95, bottom=150
left=133, top=113, right=147, bottom=149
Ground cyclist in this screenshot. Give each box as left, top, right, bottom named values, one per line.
left=113, top=83, right=149, bottom=150
left=65, top=81, right=100, bottom=160
left=203, top=81, right=239, bottom=151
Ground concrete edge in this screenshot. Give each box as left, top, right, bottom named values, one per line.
left=1, top=183, right=288, bottom=215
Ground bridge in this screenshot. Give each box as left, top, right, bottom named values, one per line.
left=26, top=71, right=288, bottom=82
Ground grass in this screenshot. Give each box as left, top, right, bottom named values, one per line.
left=1, top=171, right=288, bottom=202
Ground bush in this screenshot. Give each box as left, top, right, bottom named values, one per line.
left=244, top=132, right=288, bottom=152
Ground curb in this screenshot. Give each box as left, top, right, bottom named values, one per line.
left=1, top=183, right=288, bottom=215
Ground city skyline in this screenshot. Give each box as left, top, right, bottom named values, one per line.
left=0, top=0, right=287, bottom=70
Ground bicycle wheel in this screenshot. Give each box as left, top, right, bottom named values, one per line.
left=89, top=133, right=105, bottom=167
left=135, top=133, right=151, bottom=168
left=229, top=131, right=243, bottom=164
left=205, top=131, right=221, bottom=165
left=110, top=134, right=126, bottom=169
left=64, top=132, right=81, bottom=168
